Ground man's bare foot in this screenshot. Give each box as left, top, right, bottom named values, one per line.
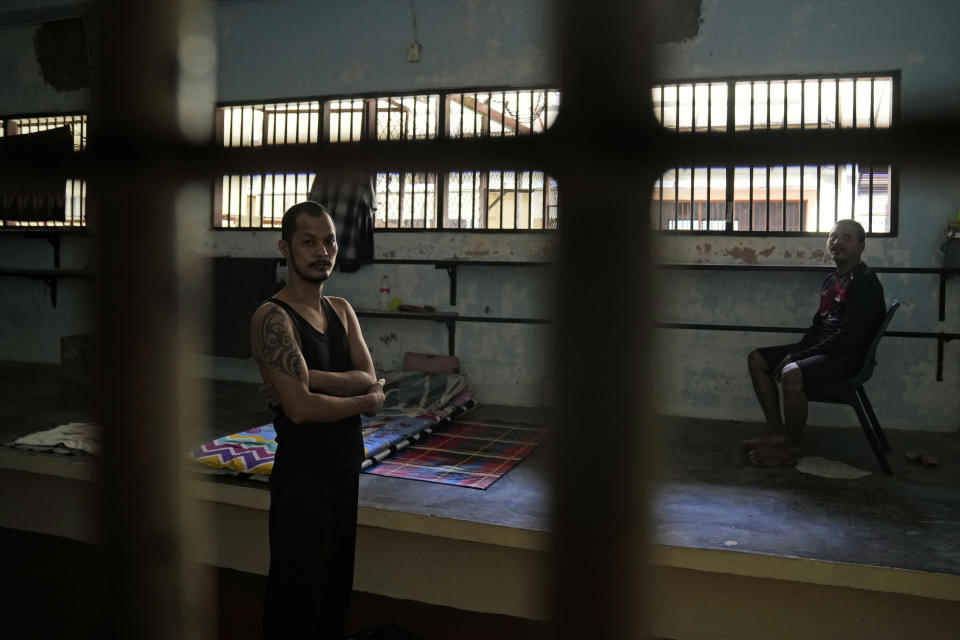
left=748, top=443, right=799, bottom=467
left=741, top=433, right=786, bottom=450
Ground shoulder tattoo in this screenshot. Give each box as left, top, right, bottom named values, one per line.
left=255, top=306, right=305, bottom=382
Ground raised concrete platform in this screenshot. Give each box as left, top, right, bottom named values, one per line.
left=2, top=362, right=959, bottom=638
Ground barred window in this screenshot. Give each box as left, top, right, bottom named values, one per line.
left=0, top=114, right=87, bottom=228
left=372, top=94, right=439, bottom=229
left=214, top=102, right=320, bottom=228
left=652, top=73, right=896, bottom=234
left=444, top=90, right=560, bottom=229
left=214, top=88, right=560, bottom=231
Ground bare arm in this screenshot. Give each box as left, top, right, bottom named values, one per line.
left=308, top=369, right=376, bottom=396
left=251, top=303, right=383, bottom=424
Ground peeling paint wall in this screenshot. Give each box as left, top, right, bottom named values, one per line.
left=0, top=0, right=958, bottom=429
left=647, top=0, right=960, bottom=431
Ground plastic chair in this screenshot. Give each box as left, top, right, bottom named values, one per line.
left=805, top=300, right=900, bottom=475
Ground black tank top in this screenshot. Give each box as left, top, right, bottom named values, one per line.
left=267, top=296, right=363, bottom=475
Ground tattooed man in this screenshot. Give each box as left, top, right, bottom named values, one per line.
left=744, top=219, right=885, bottom=467
left=251, top=201, right=384, bottom=639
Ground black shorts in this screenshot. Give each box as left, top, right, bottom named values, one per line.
left=755, top=343, right=858, bottom=390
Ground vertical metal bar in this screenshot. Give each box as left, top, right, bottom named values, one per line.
left=851, top=161, right=856, bottom=219
left=816, top=164, right=822, bottom=232
left=240, top=106, right=248, bottom=228
left=226, top=108, right=234, bottom=227
left=868, top=164, right=874, bottom=233
left=258, top=107, right=267, bottom=227
left=555, top=2, right=652, bottom=637
left=852, top=78, right=858, bottom=129
left=799, top=163, right=805, bottom=231
left=765, top=166, right=770, bottom=232
left=835, top=162, right=841, bottom=226
left=294, top=101, right=301, bottom=144
left=766, top=80, right=771, bottom=130
left=691, top=82, right=696, bottom=132
left=95, top=0, right=211, bottom=638
left=782, top=166, right=786, bottom=230
left=529, top=90, right=535, bottom=134
left=707, top=83, right=712, bottom=133
left=782, top=81, right=787, bottom=129
left=673, top=166, right=678, bottom=231
left=800, top=79, right=805, bottom=129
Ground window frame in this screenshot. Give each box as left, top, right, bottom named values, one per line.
left=651, top=70, right=901, bottom=238
left=0, top=110, right=89, bottom=230
left=211, top=85, right=560, bottom=233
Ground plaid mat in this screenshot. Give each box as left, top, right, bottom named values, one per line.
left=361, top=418, right=548, bottom=489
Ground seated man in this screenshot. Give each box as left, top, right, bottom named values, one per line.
left=745, top=219, right=886, bottom=466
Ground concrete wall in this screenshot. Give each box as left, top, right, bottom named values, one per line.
left=0, top=0, right=957, bottom=429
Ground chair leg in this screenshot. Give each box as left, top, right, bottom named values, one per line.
left=856, top=387, right=890, bottom=452
left=852, top=395, right=893, bottom=475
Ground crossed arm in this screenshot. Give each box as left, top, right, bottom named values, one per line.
left=250, top=301, right=384, bottom=424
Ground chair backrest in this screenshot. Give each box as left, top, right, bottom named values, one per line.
left=850, top=299, right=900, bottom=385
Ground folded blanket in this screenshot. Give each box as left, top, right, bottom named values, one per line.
left=381, top=371, right=468, bottom=415
left=8, top=422, right=100, bottom=455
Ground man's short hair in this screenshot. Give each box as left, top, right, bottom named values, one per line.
left=281, top=201, right=332, bottom=244
left=835, top=219, right=866, bottom=243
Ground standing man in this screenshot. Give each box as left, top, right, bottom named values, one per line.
left=744, top=219, right=886, bottom=466
left=251, top=200, right=384, bottom=638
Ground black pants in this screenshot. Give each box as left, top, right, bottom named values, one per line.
left=262, top=471, right=359, bottom=640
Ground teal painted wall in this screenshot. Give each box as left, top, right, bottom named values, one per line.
left=0, top=0, right=957, bottom=428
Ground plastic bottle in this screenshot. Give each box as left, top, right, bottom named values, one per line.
left=379, top=274, right=391, bottom=310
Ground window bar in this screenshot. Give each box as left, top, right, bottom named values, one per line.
left=817, top=78, right=823, bottom=130
left=543, top=90, right=550, bottom=132
left=242, top=107, right=251, bottom=228
left=781, top=166, right=786, bottom=231
left=748, top=166, right=754, bottom=232
left=674, top=87, right=680, bottom=231
left=706, top=167, right=711, bottom=228
left=259, top=108, right=269, bottom=228
left=800, top=80, right=805, bottom=129
left=851, top=162, right=856, bottom=222
left=500, top=91, right=506, bottom=138
left=707, top=83, right=712, bottom=133
left=765, top=80, right=771, bottom=132
left=765, top=166, right=770, bottom=232
left=529, top=90, right=535, bottom=134
left=543, top=172, right=550, bottom=229
left=816, top=164, right=822, bottom=232
left=227, top=108, right=236, bottom=227
left=689, top=168, right=695, bottom=230
left=526, top=171, right=533, bottom=229
left=293, top=102, right=300, bottom=145
left=868, top=163, right=874, bottom=233
left=333, top=103, right=341, bottom=143
left=799, top=164, right=805, bottom=232
left=852, top=79, right=857, bottom=129
left=834, top=162, right=841, bottom=227
left=782, top=82, right=787, bottom=130
left=460, top=171, right=467, bottom=229
left=499, top=169, right=505, bottom=229
left=691, top=83, right=696, bottom=132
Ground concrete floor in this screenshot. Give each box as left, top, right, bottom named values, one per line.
left=2, top=360, right=959, bottom=578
